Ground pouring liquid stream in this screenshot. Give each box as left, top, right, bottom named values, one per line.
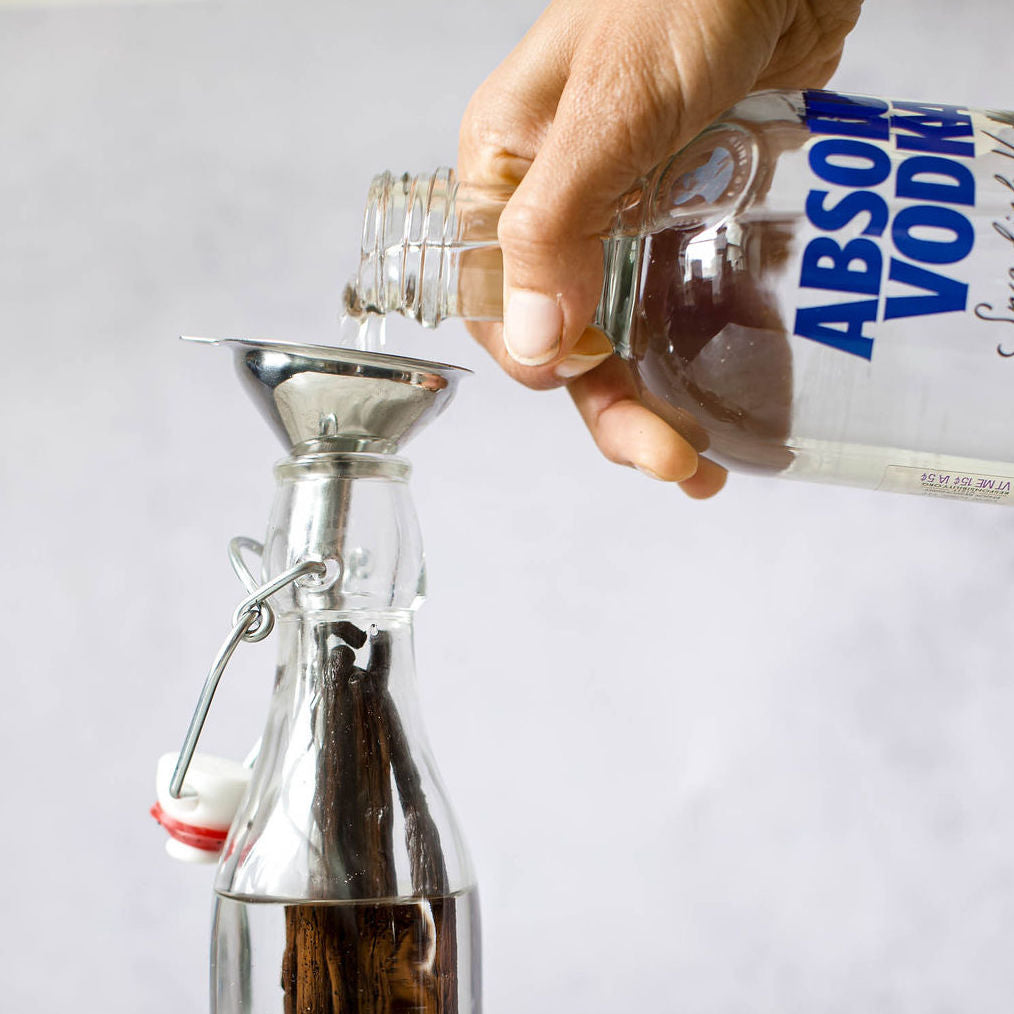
left=338, top=307, right=388, bottom=353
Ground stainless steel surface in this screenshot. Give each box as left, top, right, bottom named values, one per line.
left=228, top=537, right=264, bottom=595
left=168, top=609, right=261, bottom=800
left=181, top=335, right=470, bottom=453
left=228, top=558, right=326, bottom=635
left=168, top=557, right=326, bottom=799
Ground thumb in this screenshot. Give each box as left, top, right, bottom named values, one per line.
left=497, top=137, right=622, bottom=371
left=498, top=187, right=606, bottom=368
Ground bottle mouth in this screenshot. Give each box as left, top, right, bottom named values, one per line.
left=355, top=169, right=457, bottom=327
left=277, top=449, right=412, bottom=479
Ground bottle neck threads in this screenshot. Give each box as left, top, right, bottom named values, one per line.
left=353, top=169, right=511, bottom=327
left=354, top=169, right=455, bottom=327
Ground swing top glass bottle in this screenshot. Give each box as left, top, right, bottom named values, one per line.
left=192, top=338, right=481, bottom=1014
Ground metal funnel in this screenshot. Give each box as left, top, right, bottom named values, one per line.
left=182, top=336, right=469, bottom=454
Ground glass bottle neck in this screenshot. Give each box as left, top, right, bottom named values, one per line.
left=350, top=124, right=760, bottom=358
left=264, top=450, right=425, bottom=616
left=353, top=168, right=510, bottom=327
left=351, top=169, right=641, bottom=356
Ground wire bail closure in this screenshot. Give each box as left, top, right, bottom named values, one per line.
left=168, top=543, right=327, bottom=799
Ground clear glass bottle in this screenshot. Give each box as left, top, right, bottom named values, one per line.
left=350, top=89, right=1014, bottom=504
left=206, top=343, right=480, bottom=1014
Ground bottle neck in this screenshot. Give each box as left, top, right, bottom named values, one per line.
left=352, top=169, right=640, bottom=354
left=264, top=450, right=425, bottom=615
left=350, top=125, right=759, bottom=357
left=353, top=168, right=512, bottom=328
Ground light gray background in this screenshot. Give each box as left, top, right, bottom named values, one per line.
left=2, top=1, right=1013, bottom=1011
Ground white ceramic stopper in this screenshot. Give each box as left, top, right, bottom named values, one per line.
left=151, top=752, right=252, bottom=864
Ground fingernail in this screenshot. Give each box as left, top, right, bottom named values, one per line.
left=504, top=290, right=563, bottom=366
left=556, top=352, right=612, bottom=379
left=555, top=328, right=614, bottom=379
left=635, top=463, right=668, bottom=482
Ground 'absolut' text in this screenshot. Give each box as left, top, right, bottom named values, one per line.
left=794, top=91, right=976, bottom=360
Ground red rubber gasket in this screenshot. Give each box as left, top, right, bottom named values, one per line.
left=150, top=801, right=229, bottom=853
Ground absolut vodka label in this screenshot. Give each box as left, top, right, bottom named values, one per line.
left=754, top=90, right=1014, bottom=498
left=793, top=91, right=1014, bottom=362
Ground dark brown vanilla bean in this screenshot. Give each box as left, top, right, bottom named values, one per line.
left=280, top=631, right=459, bottom=1013
left=331, top=649, right=398, bottom=897
left=385, top=693, right=448, bottom=897
left=335, top=620, right=368, bottom=649
left=372, top=629, right=458, bottom=1014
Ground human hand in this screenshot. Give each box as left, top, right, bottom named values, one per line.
left=458, top=0, right=862, bottom=496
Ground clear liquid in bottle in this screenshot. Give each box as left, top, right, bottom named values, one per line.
left=212, top=888, right=482, bottom=1014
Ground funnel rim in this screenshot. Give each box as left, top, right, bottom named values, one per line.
left=180, top=335, right=472, bottom=378
left=180, top=334, right=468, bottom=452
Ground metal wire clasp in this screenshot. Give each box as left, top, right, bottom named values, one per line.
left=168, top=551, right=326, bottom=799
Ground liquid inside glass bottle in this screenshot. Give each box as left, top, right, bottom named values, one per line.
left=349, top=89, right=1014, bottom=504
left=211, top=611, right=481, bottom=1014
left=213, top=890, right=481, bottom=1013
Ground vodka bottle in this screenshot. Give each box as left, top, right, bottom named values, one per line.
left=350, top=89, right=1014, bottom=504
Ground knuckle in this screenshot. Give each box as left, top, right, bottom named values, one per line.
left=497, top=200, right=566, bottom=257
left=498, top=200, right=549, bottom=243
left=458, top=85, right=541, bottom=183
left=458, top=115, right=510, bottom=175
left=458, top=93, right=500, bottom=153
